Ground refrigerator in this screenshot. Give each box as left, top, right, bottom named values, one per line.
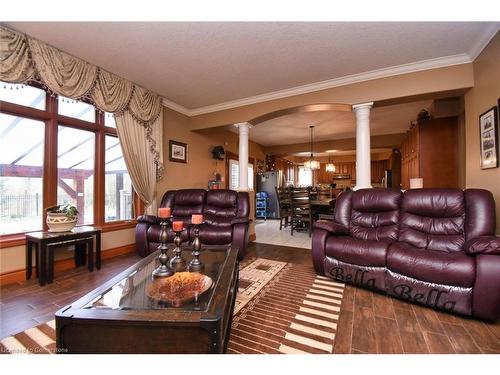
left=256, top=171, right=280, bottom=219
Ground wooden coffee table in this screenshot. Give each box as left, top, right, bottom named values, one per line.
left=55, top=246, right=239, bottom=353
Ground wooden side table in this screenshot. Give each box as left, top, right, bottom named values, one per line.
left=25, top=226, right=101, bottom=286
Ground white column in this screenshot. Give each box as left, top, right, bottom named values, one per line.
left=353, top=102, right=373, bottom=190
left=234, top=122, right=252, bottom=190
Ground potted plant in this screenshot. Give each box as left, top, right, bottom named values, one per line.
left=45, top=204, right=79, bottom=232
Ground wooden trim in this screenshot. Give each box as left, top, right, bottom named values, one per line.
left=0, top=243, right=136, bottom=286
left=94, top=112, right=105, bottom=227
left=0, top=233, right=26, bottom=248
left=249, top=233, right=256, bottom=242
left=99, top=221, right=137, bottom=233
left=0, top=100, right=51, bottom=121
left=1, top=223, right=137, bottom=248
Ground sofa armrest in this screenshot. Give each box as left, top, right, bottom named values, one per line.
left=465, top=236, right=500, bottom=255
left=137, top=215, right=160, bottom=225
left=231, top=217, right=251, bottom=225
left=313, top=220, right=349, bottom=235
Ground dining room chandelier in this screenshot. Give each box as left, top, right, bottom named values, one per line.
left=326, top=151, right=336, bottom=172
left=304, top=125, right=320, bottom=170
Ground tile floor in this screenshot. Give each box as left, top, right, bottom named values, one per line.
left=254, top=219, right=312, bottom=249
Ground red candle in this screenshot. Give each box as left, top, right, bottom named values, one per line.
left=172, top=221, right=183, bottom=232
left=158, top=207, right=171, bottom=218
left=191, top=214, right=204, bottom=225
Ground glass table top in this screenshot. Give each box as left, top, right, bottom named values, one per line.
left=83, top=247, right=230, bottom=312
left=26, top=226, right=99, bottom=239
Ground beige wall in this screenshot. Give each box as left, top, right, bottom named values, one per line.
left=465, top=32, right=500, bottom=234
left=157, top=107, right=266, bottom=198
left=189, top=64, right=474, bottom=130
left=157, top=107, right=267, bottom=238
left=0, top=228, right=135, bottom=274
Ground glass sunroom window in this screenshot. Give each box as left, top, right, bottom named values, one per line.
left=57, top=126, right=95, bottom=225
left=104, top=112, right=116, bottom=128
left=0, top=113, right=45, bottom=234
left=58, top=96, right=96, bottom=122
left=0, top=81, right=46, bottom=110
left=105, top=135, right=133, bottom=222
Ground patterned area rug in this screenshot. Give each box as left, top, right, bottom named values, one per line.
left=0, top=258, right=344, bottom=354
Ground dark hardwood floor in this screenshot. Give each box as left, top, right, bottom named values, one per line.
left=1, top=242, right=499, bottom=353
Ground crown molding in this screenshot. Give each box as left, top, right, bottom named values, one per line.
left=468, top=23, right=500, bottom=61
left=162, top=53, right=474, bottom=117
left=161, top=97, right=192, bottom=116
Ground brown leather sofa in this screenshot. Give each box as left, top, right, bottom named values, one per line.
left=136, top=189, right=250, bottom=260
left=312, top=188, right=500, bottom=321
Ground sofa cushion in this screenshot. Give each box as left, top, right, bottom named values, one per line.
left=349, top=189, right=402, bottom=241
left=400, top=189, right=465, bottom=252
left=387, top=241, right=475, bottom=287
left=203, top=190, right=239, bottom=227
left=171, top=189, right=206, bottom=218
left=197, top=224, right=232, bottom=245
left=325, top=236, right=390, bottom=267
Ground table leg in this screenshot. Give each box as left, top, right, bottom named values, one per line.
left=40, top=244, right=47, bottom=286
left=87, top=238, right=94, bottom=272
left=35, top=243, right=39, bottom=278
left=26, top=241, right=32, bottom=280
left=75, top=243, right=86, bottom=267
left=47, top=245, right=54, bottom=284
left=96, top=231, right=101, bottom=270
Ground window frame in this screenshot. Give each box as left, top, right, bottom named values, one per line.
left=0, top=84, right=142, bottom=245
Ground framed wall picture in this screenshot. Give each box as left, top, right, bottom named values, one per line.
left=479, top=106, right=499, bottom=169
left=169, top=140, right=187, bottom=163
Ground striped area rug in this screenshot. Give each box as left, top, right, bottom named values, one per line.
left=0, top=258, right=344, bottom=354
left=229, top=258, right=345, bottom=354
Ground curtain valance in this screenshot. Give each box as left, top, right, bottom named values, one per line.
left=0, top=26, right=163, bottom=180
left=0, top=26, right=161, bottom=122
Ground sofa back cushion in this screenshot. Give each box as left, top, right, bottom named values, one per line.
left=334, top=191, right=352, bottom=229
left=400, top=189, right=465, bottom=252
left=203, top=190, right=239, bottom=227
left=349, top=189, right=402, bottom=241
left=464, top=189, right=496, bottom=241
left=162, top=189, right=206, bottom=222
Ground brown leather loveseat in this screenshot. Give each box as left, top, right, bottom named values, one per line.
left=136, top=189, right=250, bottom=260
left=312, top=188, right=500, bottom=321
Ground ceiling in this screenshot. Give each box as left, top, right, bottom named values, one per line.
left=3, top=22, right=498, bottom=113
left=236, top=100, right=432, bottom=147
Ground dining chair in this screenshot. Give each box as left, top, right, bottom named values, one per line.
left=290, top=187, right=313, bottom=237
left=275, top=187, right=291, bottom=230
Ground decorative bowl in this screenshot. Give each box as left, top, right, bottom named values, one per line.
left=146, top=272, right=213, bottom=307
left=46, top=212, right=77, bottom=232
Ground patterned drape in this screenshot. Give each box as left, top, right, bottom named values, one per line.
left=0, top=25, right=164, bottom=213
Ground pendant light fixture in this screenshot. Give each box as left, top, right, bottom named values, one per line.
left=304, top=125, right=320, bottom=170
left=326, top=151, right=336, bottom=172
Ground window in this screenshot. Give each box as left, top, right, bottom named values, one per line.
left=104, top=112, right=116, bottom=128
left=297, top=166, right=312, bottom=187
left=0, top=81, right=46, bottom=110
left=0, top=114, right=44, bottom=234
left=58, top=96, right=96, bottom=122
left=0, top=83, right=138, bottom=237
left=105, top=135, right=133, bottom=222
left=57, top=126, right=95, bottom=225
left=228, top=159, right=254, bottom=190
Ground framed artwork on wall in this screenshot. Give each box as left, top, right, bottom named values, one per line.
left=479, top=106, right=499, bottom=169
left=169, top=140, right=187, bottom=163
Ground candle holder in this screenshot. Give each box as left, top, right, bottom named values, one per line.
left=188, top=225, right=204, bottom=272
left=169, top=228, right=187, bottom=272
left=152, top=218, right=174, bottom=278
